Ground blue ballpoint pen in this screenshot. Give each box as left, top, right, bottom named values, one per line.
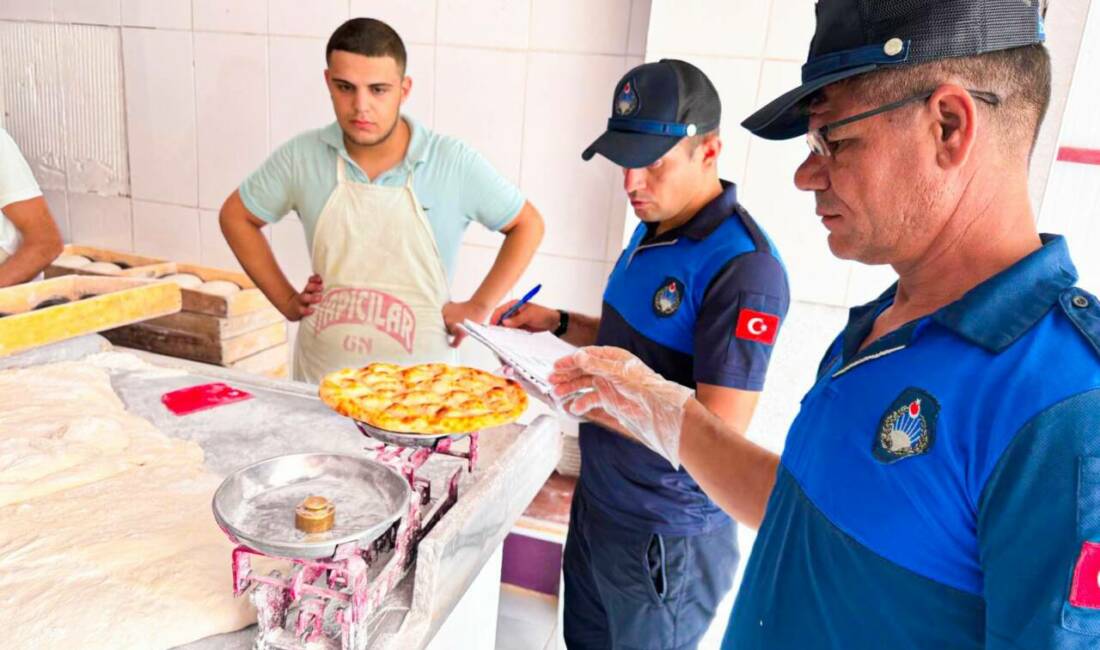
left=497, top=284, right=542, bottom=325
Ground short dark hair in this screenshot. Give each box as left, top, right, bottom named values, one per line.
left=846, top=44, right=1051, bottom=155
left=326, top=18, right=407, bottom=74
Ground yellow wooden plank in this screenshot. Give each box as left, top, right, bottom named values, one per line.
left=0, top=277, right=182, bottom=357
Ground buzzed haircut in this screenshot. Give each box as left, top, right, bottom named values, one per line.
left=326, top=18, right=407, bottom=74
left=846, top=44, right=1051, bottom=157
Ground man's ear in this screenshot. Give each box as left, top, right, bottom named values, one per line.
left=401, top=75, right=413, bottom=104
left=928, top=84, right=979, bottom=170
left=700, top=132, right=722, bottom=168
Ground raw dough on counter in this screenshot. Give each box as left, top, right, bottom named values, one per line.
left=198, top=280, right=241, bottom=296
left=53, top=254, right=92, bottom=268
left=0, top=362, right=254, bottom=648
left=161, top=273, right=204, bottom=289
left=83, top=261, right=123, bottom=274
left=0, top=363, right=200, bottom=507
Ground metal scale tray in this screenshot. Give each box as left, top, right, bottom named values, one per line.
left=212, top=452, right=411, bottom=559
left=352, top=419, right=474, bottom=449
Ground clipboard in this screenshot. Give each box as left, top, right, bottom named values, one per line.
left=461, top=319, right=581, bottom=405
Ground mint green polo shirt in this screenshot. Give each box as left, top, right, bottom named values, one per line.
left=239, top=116, right=525, bottom=280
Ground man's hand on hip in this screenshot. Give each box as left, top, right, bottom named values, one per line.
left=443, top=300, right=493, bottom=347
left=282, top=274, right=324, bottom=321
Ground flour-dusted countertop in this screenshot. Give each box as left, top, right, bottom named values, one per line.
left=1, top=335, right=563, bottom=649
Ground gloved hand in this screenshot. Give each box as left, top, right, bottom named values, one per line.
left=549, top=346, right=692, bottom=469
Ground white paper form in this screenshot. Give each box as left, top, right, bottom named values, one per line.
left=460, top=320, right=579, bottom=399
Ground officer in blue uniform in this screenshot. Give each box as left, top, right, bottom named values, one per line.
left=551, top=1, right=1100, bottom=648
left=492, top=60, right=789, bottom=649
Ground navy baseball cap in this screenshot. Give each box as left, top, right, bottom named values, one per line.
left=582, top=59, right=721, bottom=168
left=742, top=0, right=1047, bottom=141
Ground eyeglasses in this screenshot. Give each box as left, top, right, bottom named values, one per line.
left=806, top=89, right=1001, bottom=158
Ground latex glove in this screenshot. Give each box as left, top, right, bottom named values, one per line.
left=549, top=346, right=692, bottom=469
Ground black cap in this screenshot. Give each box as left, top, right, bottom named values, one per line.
left=742, top=0, right=1047, bottom=141
left=582, top=59, right=721, bottom=168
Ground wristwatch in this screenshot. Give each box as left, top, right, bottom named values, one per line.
left=553, top=310, right=570, bottom=338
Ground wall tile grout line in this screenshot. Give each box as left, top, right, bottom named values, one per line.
left=515, top=0, right=533, bottom=188
left=115, top=19, right=136, bottom=252
left=431, top=0, right=439, bottom=129
left=462, top=241, right=611, bottom=266
left=190, top=7, right=202, bottom=232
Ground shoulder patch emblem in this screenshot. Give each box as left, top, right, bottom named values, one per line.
left=872, top=387, right=940, bottom=464
left=1069, top=541, right=1100, bottom=609
left=734, top=308, right=780, bottom=345
left=615, top=78, right=640, bottom=116
left=652, top=277, right=684, bottom=317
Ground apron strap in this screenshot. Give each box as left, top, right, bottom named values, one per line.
left=335, top=154, right=347, bottom=184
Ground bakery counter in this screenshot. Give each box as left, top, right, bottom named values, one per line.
left=0, top=335, right=563, bottom=649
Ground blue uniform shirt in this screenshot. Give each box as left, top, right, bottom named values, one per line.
left=724, top=235, right=1100, bottom=649
left=580, top=181, right=790, bottom=535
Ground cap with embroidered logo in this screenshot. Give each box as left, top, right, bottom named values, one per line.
left=582, top=59, right=721, bottom=169
left=742, top=0, right=1047, bottom=141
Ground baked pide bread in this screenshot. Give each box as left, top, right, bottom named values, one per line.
left=319, top=363, right=528, bottom=434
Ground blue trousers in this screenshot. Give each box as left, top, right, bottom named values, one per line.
left=563, top=489, right=739, bottom=650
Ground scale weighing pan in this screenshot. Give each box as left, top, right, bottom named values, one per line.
left=213, top=452, right=411, bottom=559
left=353, top=419, right=476, bottom=449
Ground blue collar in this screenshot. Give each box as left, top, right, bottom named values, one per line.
left=320, top=114, right=430, bottom=169
left=843, top=235, right=1078, bottom=358
left=642, top=180, right=739, bottom=244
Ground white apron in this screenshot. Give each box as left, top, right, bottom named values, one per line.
left=293, top=156, right=456, bottom=383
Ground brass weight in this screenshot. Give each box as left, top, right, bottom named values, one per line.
left=295, top=495, right=335, bottom=533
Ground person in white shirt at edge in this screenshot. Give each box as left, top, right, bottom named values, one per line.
left=0, top=128, right=63, bottom=288
left=220, top=18, right=544, bottom=383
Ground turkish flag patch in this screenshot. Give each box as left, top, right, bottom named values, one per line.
left=1069, top=541, right=1100, bottom=609
left=734, top=308, right=780, bottom=345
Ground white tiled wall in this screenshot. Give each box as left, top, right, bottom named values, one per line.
left=436, top=0, right=531, bottom=51
left=1030, top=0, right=1096, bottom=205
left=268, top=36, right=331, bottom=148
left=269, top=0, right=348, bottom=38
left=132, top=200, right=201, bottom=262
left=1039, top=0, right=1100, bottom=292
left=122, top=0, right=192, bottom=30
left=193, top=0, right=268, bottom=34
left=123, top=27, right=198, bottom=206
left=349, top=0, right=436, bottom=46
left=53, top=0, right=121, bottom=26
left=519, top=52, right=627, bottom=261
left=194, top=31, right=269, bottom=210
left=434, top=46, right=527, bottom=182
left=67, top=193, right=132, bottom=251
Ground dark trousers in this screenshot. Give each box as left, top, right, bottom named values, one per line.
left=563, top=489, right=739, bottom=650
